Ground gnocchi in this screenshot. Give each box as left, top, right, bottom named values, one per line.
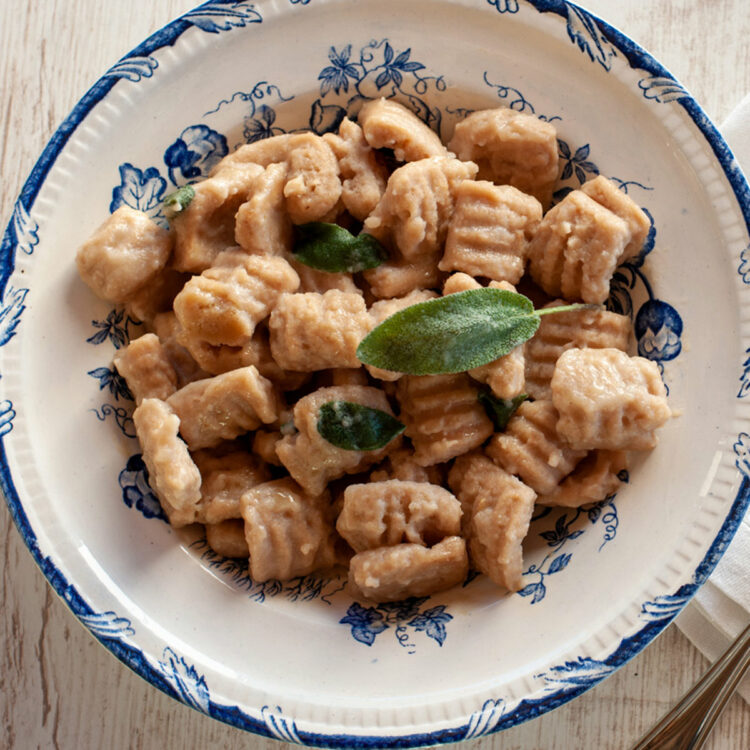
left=77, top=98, right=670, bottom=605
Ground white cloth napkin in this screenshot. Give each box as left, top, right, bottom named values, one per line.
left=674, top=93, right=750, bottom=704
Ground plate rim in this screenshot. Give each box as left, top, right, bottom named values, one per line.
left=2, top=0, right=750, bottom=745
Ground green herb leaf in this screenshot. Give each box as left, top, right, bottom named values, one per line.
left=479, top=391, right=528, bottom=431
left=317, top=401, right=405, bottom=451
left=163, top=185, right=195, bottom=219
left=357, top=288, right=536, bottom=375
left=293, top=222, right=387, bottom=273
left=357, top=289, right=597, bottom=376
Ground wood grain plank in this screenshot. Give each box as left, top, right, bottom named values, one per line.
left=1, top=2, right=748, bottom=749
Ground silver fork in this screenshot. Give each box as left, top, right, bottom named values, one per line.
left=631, top=622, right=750, bottom=749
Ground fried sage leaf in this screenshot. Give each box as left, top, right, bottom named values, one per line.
left=163, top=185, right=195, bottom=218
left=293, top=222, right=387, bottom=273
left=317, top=401, right=404, bottom=451
left=357, top=288, right=593, bottom=376
left=479, top=391, right=529, bottom=431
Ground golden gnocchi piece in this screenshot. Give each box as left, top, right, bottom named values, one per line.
left=205, top=519, right=250, bottom=558
left=240, top=478, right=338, bottom=582
left=283, top=133, right=342, bottom=224
left=76, top=206, right=173, bottom=303
left=192, top=449, right=270, bottom=524
left=439, top=180, right=542, bottom=283
left=363, top=252, right=442, bottom=299
left=448, top=452, right=536, bottom=591
left=113, top=333, right=178, bottom=405
left=323, top=117, right=389, bottom=220
left=397, top=373, right=494, bottom=466
left=442, top=274, right=525, bottom=399
left=537, top=450, right=628, bottom=507
left=172, top=163, right=264, bottom=273
left=173, top=250, right=300, bottom=349
left=526, top=190, right=631, bottom=304
left=363, top=156, right=478, bottom=261
left=448, top=108, right=559, bottom=207
left=358, top=97, right=448, bottom=162
left=486, top=400, right=586, bottom=494
left=150, top=311, right=210, bottom=388
left=132, top=398, right=201, bottom=527
left=336, top=480, right=462, bottom=552
left=167, top=366, right=279, bottom=450
left=234, top=162, right=292, bottom=257
left=551, top=348, right=671, bottom=450
left=209, top=134, right=294, bottom=174
left=580, top=175, right=650, bottom=259
left=269, top=290, right=371, bottom=371
left=524, top=302, right=632, bottom=400
left=348, top=536, right=469, bottom=602
left=276, top=385, right=400, bottom=496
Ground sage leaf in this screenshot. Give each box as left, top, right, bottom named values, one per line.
left=479, top=391, right=528, bottom=431
left=357, top=289, right=531, bottom=375
left=357, top=289, right=596, bottom=376
left=317, top=401, right=404, bottom=451
left=163, top=185, right=195, bottom=218
left=294, top=222, right=387, bottom=273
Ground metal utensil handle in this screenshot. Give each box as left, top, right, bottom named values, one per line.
left=631, top=622, right=750, bottom=749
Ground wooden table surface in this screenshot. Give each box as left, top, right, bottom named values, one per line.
left=1, top=2, right=749, bottom=748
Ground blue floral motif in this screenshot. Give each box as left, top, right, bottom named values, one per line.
left=314, top=38, right=445, bottom=139
left=91, top=404, right=136, bottom=439
left=462, top=698, right=508, bottom=740
left=340, top=597, right=453, bottom=650
left=86, top=309, right=140, bottom=349
left=182, top=1, right=262, bottom=33
left=733, top=432, right=750, bottom=479
left=520, top=493, right=623, bottom=605
left=157, top=646, right=211, bottom=713
left=79, top=611, right=135, bottom=639
left=110, top=163, right=167, bottom=215
left=309, top=100, right=347, bottom=135
left=340, top=602, right=388, bottom=646
left=559, top=140, right=599, bottom=184
left=88, top=366, right=133, bottom=401
left=536, top=656, right=615, bottom=691
left=737, top=243, right=750, bottom=283
left=244, top=105, right=285, bottom=143
left=565, top=5, right=617, bottom=71
left=11, top=200, right=39, bottom=255
left=408, top=605, right=452, bottom=646
left=0, top=400, right=15, bottom=438
left=318, top=45, right=360, bottom=96
left=486, top=0, right=519, bottom=12
left=103, top=56, right=159, bottom=83
left=635, top=299, right=683, bottom=362
left=640, top=593, right=692, bottom=623
left=0, top=287, right=28, bottom=346
left=119, top=454, right=166, bottom=520
left=638, top=75, right=688, bottom=104
left=163, top=125, right=229, bottom=184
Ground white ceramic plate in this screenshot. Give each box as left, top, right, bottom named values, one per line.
left=3, top=0, right=750, bottom=745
